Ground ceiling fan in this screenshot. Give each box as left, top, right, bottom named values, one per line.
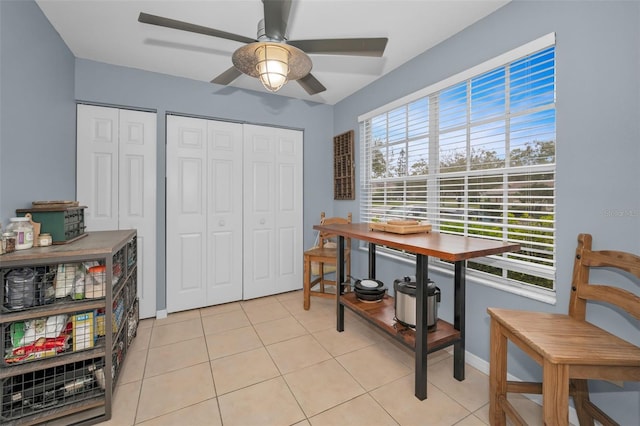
left=138, top=0, right=388, bottom=95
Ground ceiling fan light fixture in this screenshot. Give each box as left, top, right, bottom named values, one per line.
left=256, top=44, right=289, bottom=92
left=233, top=42, right=312, bottom=93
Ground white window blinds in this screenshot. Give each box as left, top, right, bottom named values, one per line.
left=360, top=36, right=556, bottom=290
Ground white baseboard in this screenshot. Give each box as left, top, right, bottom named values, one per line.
left=156, top=309, right=167, bottom=319
left=460, top=349, right=580, bottom=425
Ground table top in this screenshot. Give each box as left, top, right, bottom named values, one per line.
left=314, top=223, right=520, bottom=261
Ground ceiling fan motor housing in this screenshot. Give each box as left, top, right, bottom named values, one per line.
left=257, top=19, right=278, bottom=42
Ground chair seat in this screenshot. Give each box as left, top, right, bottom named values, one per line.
left=488, top=308, right=640, bottom=367
left=305, top=247, right=346, bottom=278
left=304, top=246, right=339, bottom=259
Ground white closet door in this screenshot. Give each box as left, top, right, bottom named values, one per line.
left=243, top=124, right=303, bottom=299
left=117, top=109, right=157, bottom=319
left=166, top=115, right=208, bottom=312
left=206, top=121, right=243, bottom=305
left=77, top=104, right=157, bottom=319
left=167, top=116, right=244, bottom=311
left=166, top=117, right=301, bottom=310
left=77, top=105, right=119, bottom=231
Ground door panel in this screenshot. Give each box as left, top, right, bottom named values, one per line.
left=243, top=131, right=276, bottom=299
left=179, top=233, right=204, bottom=291
left=179, top=158, right=203, bottom=213
left=92, top=153, right=115, bottom=220
left=77, top=105, right=157, bottom=319
left=166, top=116, right=208, bottom=312
left=279, top=227, right=296, bottom=276
left=273, top=132, right=303, bottom=294
left=77, top=105, right=119, bottom=231
left=206, top=121, right=243, bottom=305
left=121, top=155, right=144, bottom=217
left=211, top=231, right=232, bottom=284
left=243, top=125, right=302, bottom=299
left=118, top=109, right=157, bottom=319
left=251, top=229, right=273, bottom=280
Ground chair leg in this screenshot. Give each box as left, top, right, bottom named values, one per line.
left=303, top=255, right=311, bottom=310
left=489, top=318, right=508, bottom=426
left=319, top=262, right=325, bottom=292
left=572, top=379, right=595, bottom=426
left=542, top=359, right=570, bottom=426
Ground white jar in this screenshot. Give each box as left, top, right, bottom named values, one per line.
left=7, top=217, right=34, bottom=250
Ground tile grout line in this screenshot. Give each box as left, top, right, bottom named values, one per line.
left=241, top=299, right=310, bottom=424
left=198, top=307, right=227, bottom=426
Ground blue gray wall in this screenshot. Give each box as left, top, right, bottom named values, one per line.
left=333, top=1, right=640, bottom=423
left=0, top=0, right=76, bottom=225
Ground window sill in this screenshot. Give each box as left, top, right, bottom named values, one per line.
left=357, top=245, right=557, bottom=305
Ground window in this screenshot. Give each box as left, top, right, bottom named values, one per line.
left=360, top=34, right=556, bottom=292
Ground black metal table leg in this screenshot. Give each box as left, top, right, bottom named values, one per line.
left=414, top=254, right=429, bottom=400
left=336, top=235, right=345, bottom=332
left=453, top=260, right=466, bottom=381
left=368, top=243, right=376, bottom=279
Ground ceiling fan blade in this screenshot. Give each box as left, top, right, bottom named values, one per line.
left=138, top=12, right=256, bottom=45
left=288, top=38, right=388, bottom=57
left=262, top=0, right=291, bottom=41
left=297, top=73, right=326, bottom=95
left=211, top=67, right=243, bottom=85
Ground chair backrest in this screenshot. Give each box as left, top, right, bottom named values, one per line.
left=569, top=233, right=640, bottom=322
left=318, top=212, right=352, bottom=249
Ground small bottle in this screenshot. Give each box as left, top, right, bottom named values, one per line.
left=7, top=217, right=34, bottom=250
left=2, top=232, right=17, bottom=253
left=38, top=233, right=52, bottom=246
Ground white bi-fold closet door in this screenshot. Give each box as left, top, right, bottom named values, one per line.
left=76, top=104, right=157, bottom=319
left=166, top=115, right=303, bottom=313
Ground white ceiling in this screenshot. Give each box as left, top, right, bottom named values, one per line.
left=36, top=0, right=510, bottom=105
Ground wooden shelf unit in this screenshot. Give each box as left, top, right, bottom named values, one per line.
left=333, top=130, right=355, bottom=200
left=0, top=230, right=138, bottom=425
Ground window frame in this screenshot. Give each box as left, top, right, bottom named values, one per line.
left=358, top=33, right=557, bottom=302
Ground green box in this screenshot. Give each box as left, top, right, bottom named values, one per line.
left=16, top=206, right=86, bottom=244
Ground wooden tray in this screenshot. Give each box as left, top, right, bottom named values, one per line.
left=369, top=221, right=432, bottom=234
left=31, top=200, right=80, bottom=209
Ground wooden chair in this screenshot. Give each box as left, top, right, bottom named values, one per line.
left=487, top=233, right=640, bottom=426
left=303, top=212, right=351, bottom=310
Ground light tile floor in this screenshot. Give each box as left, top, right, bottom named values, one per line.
left=99, top=290, right=545, bottom=425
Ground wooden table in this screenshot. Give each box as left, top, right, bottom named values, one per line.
left=313, top=223, right=520, bottom=400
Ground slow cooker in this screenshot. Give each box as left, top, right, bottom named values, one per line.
left=393, top=276, right=440, bottom=330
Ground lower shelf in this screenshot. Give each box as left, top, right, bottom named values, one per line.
left=340, top=292, right=460, bottom=352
